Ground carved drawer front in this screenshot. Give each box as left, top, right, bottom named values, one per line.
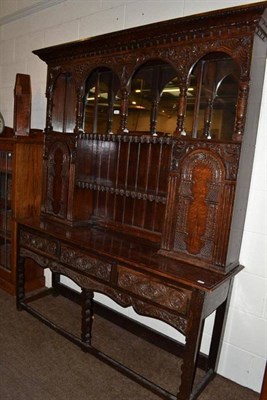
left=60, top=245, right=112, bottom=282
left=20, top=230, right=57, bottom=256
left=118, top=268, right=191, bottom=316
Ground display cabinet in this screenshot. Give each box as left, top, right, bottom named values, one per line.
left=0, top=129, right=45, bottom=294
left=0, top=149, right=12, bottom=272
left=16, top=2, right=267, bottom=400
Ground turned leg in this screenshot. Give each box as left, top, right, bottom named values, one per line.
left=81, top=288, right=94, bottom=350
left=177, top=290, right=205, bottom=400
left=16, top=256, right=25, bottom=310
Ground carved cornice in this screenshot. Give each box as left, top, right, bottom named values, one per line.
left=33, top=3, right=267, bottom=65
left=48, top=36, right=252, bottom=86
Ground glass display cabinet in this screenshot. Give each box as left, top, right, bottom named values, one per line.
left=0, top=74, right=45, bottom=294
left=0, top=133, right=45, bottom=295
left=0, top=150, right=12, bottom=272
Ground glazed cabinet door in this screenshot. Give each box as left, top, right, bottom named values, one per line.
left=0, top=134, right=45, bottom=295
left=0, top=150, right=12, bottom=273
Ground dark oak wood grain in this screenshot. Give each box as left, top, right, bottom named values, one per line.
left=16, top=2, right=267, bottom=399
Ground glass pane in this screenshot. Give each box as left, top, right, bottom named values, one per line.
left=128, top=67, right=154, bottom=132
left=185, top=53, right=240, bottom=141
left=213, top=75, right=239, bottom=141
left=157, top=76, right=179, bottom=134
left=84, top=69, right=120, bottom=134
left=128, top=62, right=177, bottom=134
left=0, top=151, right=12, bottom=271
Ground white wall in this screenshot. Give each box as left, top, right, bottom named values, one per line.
left=0, top=0, right=266, bottom=393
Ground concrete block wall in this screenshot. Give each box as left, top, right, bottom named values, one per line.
left=0, top=0, right=266, bottom=393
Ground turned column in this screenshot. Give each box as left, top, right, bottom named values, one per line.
left=118, top=87, right=129, bottom=134
left=81, top=288, right=94, bottom=350
left=74, top=87, right=84, bottom=134
left=174, top=81, right=188, bottom=137
left=233, top=80, right=249, bottom=141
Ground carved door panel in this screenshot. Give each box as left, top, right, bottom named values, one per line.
left=160, top=142, right=240, bottom=272
left=43, top=141, right=70, bottom=220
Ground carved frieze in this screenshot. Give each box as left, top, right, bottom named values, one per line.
left=118, top=269, right=191, bottom=316
left=60, top=245, right=112, bottom=282
left=65, top=36, right=252, bottom=94
left=131, top=298, right=188, bottom=334
left=20, top=230, right=57, bottom=256
left=19, top=247, right=189, bottom=334
left=36, top=6, right=259, bottom=70
left=20, top=248, right=53, bottom=268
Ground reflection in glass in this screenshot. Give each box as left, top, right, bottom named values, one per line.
left=83, top=54, right=240, bottom=141
left=186, top=53, right=240, bottom=141
left=127, top=66, right=153, bottom=132
left=84, top=68, right=120, bottom=134
left=213, top=75, right=239, bottom=141
left=52, top=73, right=76, bottom=133
left=158, top=77, right=180, bottom=134
left=127, top=62, right=178, bottom=135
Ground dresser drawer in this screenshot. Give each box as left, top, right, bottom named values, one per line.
left=20, top=229, right=57, bottom=257
left=60, top=245, right=112, bottom=282
left=118, top=267, right=191, bottom=316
